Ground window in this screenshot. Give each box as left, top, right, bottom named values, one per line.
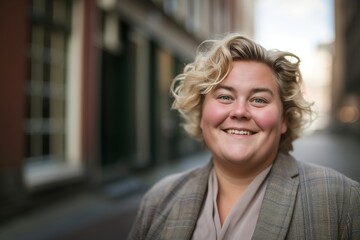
left=25, top=0, right=84, bottom=188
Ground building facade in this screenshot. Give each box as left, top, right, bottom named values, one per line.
left=333, top=0, right=360, bottom=133
left=0, top=0, right=255, bottom=220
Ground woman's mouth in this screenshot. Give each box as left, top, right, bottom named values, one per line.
left=225, top=129, right=255, bottom=135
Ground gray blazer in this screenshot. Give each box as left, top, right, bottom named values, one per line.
left=128, top=154, right=360, bottom=239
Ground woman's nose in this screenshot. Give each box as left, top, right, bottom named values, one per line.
left=229, top=101, right=251, bottom=120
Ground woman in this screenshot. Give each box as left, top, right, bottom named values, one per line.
left=128, top=34, right=360, bottom=239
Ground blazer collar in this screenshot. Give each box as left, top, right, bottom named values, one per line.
left=161, top=154, right=299, bottom=240
left=252, top=153, right=300, bottom=240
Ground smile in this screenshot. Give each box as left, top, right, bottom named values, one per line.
left=225, top=129, right=255, bottom=135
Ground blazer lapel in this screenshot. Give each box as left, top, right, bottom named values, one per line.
left=252, top=153, right=299, bottom=240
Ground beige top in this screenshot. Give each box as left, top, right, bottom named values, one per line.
left=192, top=165, right=272, bottom=240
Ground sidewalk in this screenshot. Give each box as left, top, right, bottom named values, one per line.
left=292, top=129, right=360, bottom=183
left=0, top=130, right=359, bottom=240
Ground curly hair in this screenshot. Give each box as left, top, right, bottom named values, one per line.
left=171, top=33, right=314, bottom=153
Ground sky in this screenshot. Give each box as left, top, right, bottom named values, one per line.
left=254, top=0, right=334, bottom=64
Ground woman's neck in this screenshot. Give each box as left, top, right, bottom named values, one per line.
left=214, top=165, right=256, bottom=225
left=215, top=165, right=254, bottom=197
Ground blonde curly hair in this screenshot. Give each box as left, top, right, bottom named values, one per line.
left=171, top=33, right=313, bottom=153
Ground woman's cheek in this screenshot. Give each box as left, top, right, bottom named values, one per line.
left=202, top=101, right=229, bottom=126
left=255, top=107, right=282, bottom=128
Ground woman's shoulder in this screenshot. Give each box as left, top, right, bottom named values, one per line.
left=296, top=159, right=359, bottom=186
left=142, top=162, right=212, bottom=204
left=295, top=159, right=360, bottom=201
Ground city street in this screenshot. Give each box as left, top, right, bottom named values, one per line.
left=0, top=130, right=359, bottom=240
left=1, top=1, right=359, bottom=240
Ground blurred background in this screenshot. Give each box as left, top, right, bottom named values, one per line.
left=0, top=0, right=359, bottom=239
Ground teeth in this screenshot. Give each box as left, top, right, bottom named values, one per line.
left=226, top=129, right=252, bottom=135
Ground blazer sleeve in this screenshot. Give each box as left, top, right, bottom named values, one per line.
left=296, top=160, right=360, bottom=240
left=127, top=193, right=152, bottom=240
left=341, top=183, right=360, bottom=239
left=127, top=163, right=211, bottom=240
left=126, top=175, right=176, bottom=240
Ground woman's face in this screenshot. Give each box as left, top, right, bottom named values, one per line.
left=200, top=61, right=287, bottom=176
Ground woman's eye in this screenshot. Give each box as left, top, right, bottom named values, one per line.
left=218, top=95, right=233, bottom=102
left=251, top=98, right=268, bottom=105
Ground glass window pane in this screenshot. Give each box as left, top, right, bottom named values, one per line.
left=50, top=31, right=65, bottom=70
left=32, top=0, right=45, bottom=14
left=53, top=0, right=68, bottom=24
left=30, top=133, right=43, bottom=159
left=30, top=95, right=43, bottom=118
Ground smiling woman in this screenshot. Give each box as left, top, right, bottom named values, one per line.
left=200, top=61, right=287, bottom=179
left=171, top=34, right=312, bottom=153
left=127, top=33, right=360, bottom=240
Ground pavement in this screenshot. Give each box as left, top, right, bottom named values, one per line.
left=292, top=129, right=360, bottom=183
left=0, top=129, right=359, bottom=240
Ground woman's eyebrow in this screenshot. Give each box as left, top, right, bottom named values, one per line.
left=215, top=84, right=274, bottom=96
left=214, top=84, right=235, bottom=92
left=251, top=87, right=274, bottom=96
